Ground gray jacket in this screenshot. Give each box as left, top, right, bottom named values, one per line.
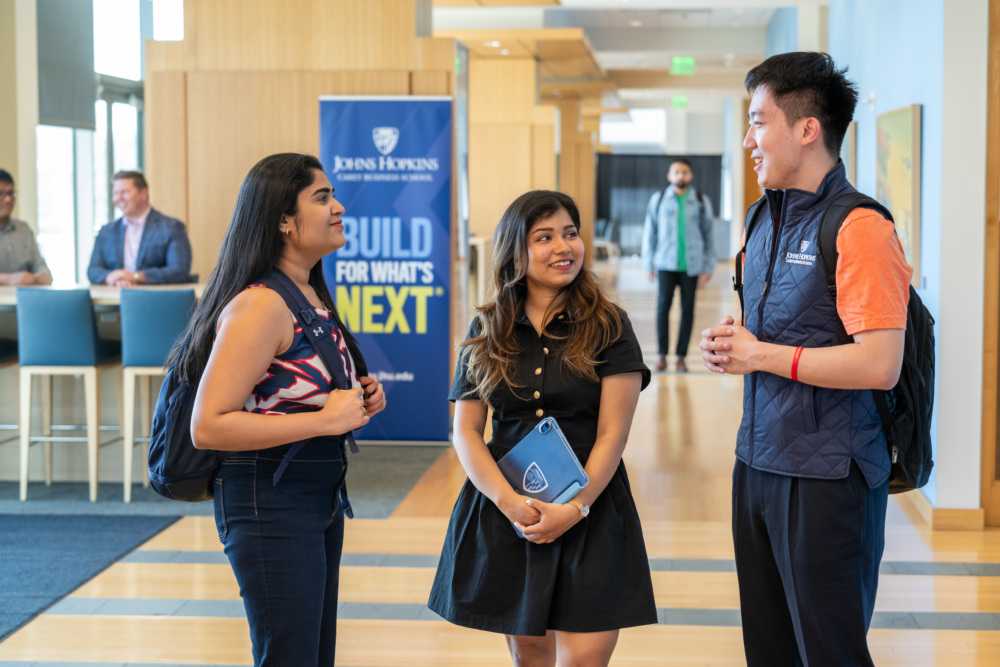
left=640, top=185, right=715, bottom=275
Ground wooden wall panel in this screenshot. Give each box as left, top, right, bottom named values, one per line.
left=144, top=72, right=189, bottom=232
left=417, top=37, right=457, bottom=72
left=144, top=40, right=192, bottom=73
left=555, top=101, right=596, bottom=253
left=558, top=100, right=581, bottom=137
left=983, top=0, right=1000, bottom=525
left=469, top=58, right=537, bottom=125
left=181, top=0, right=417, bottom=72
left=531, top=105, right=557, bottom=191
left=531, top=124, right=556, bottom=191
left=0, top=1, right=18, bottom=174
left=184, top=71, right=411, bottom=279
left=147, top=1, right=460, bottom=285
left=560, top=141, right=596, bottom=252
left=411, top=71, right=451, bottom=96
left=468, top=124, right=532, bottom=239
left=186, top=0, right=313, bottom=71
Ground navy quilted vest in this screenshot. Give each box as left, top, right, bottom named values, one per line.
left=735, top=163, right=890, bottom=488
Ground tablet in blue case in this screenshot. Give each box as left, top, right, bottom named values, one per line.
left=498, top=417, right=589, bottom=506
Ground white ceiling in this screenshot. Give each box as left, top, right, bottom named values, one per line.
left=434, top=1, right=826, bottom=110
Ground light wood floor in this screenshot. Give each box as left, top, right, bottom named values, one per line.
left=2, top=258, right=1000, bottom=666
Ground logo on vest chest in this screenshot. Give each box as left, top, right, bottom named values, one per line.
left=785, top=239, right=817, bottom=266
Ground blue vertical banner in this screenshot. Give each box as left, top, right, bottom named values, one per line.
left=319, top=96, right=452, bottom=442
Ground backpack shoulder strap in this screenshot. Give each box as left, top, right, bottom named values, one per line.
left=817, top=193, right=893, bottom=297
left=261, top=268, right=359, bottom=386
left=654, top=186, right=669, bottom=217
left=817, top=192, right=893, bottom=345
left=733, top=196, right=765, bottom=323
left=259, top=268, right=362, bottom=457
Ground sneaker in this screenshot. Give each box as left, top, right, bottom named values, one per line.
left=676, top=357, right=688, bottom=373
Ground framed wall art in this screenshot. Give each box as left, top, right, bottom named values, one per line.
left=876, top=104, right=922, bottom=285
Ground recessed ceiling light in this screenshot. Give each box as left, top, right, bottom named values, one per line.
left=484, top=41, right=501, bottom=48
left=499, top=49, right=509, bottom=55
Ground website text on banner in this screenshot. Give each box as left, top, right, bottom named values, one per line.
left=320, top=96, right=453, bottom=442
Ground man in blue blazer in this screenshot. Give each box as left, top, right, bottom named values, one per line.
left=87, top=170, right=193, bottom=286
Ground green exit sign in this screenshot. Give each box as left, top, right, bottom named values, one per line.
left=671, top=95, right=688, bottom=109
left=672, top=56, right=696, bottom=76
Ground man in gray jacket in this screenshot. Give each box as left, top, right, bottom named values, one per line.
left=640, top=158, right=715, bottom=372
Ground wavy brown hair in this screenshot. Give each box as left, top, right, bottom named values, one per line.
left=460, top=190, right=622, bottom=408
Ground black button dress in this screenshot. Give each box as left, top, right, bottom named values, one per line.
left=427, top=309, right=658, bottom=636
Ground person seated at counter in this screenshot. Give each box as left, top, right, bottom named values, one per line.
left=88, top=170, right=193, bottom=287
left=0, top=168, right=51, bottom=286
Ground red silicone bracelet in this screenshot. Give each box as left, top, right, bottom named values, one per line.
left=791, top=346, right=804, bottom=382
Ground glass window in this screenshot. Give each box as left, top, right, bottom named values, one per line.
left=93, top=0, right=142, bottom=81
left=35, top=126, right=77, bottom=285
left=112, top=102, right=139, bottom=176
left=74, top=129, right=96, bottom=284
left=599, top=109, right=667, bottom=147
left=93, top=100, right=110, bottom=232
left=152, top=0, right=184, bottom=41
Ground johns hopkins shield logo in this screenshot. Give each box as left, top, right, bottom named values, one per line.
left=800, top=240, right=811, bottom=252
left=372, top=127, right=399, bottom=155
left=522, top=462, right=549, bottom=494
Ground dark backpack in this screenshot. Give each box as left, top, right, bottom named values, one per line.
left=148, top=366, right=214, bottom=501
left=148, top=268, right=366, bottom=502
left=735, top=192, right=935, bottom=494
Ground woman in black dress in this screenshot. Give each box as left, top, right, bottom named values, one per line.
left=428, top=190, right=657, bottom=666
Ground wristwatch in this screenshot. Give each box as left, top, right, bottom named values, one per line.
left=132, top=271, right=142, bottom=284
left=567, top=499, right=590, bottom=518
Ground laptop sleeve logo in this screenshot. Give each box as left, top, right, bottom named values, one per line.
left=372, top=127, right=400, bottom=156
left=522, top=462, right=549, bottom=494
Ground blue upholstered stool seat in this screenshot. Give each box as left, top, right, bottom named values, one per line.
left=119, top=288, right=195, bottom=501
left=16, top=288, right=122, bottom=502
left=17, top=289, right=119, bottom=366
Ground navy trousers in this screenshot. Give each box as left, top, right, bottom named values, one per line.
left=656, top=270, right=698, bottom=357
left=732, top=459, right=888, bottom=667
left=214, top=437, right=348, bottom=667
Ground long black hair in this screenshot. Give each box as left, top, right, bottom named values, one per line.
left=168, top=152, right=354, bottom=384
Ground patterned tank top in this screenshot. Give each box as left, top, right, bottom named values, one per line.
left=243, top=300, right=360, bottom=415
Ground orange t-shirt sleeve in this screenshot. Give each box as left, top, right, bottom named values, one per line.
left=835, top=209, right=913, bottom=336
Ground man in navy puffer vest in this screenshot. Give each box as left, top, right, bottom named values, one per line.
left=701, top=52, right=912, bottom=666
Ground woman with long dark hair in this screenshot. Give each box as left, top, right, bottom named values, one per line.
left=428, top=190, right=657, bottom=666
left=171, top=153, right=386, bottom=665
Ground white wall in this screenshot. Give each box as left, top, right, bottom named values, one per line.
left=829, top=0, right=989, bottom=510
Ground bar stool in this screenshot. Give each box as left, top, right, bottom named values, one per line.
left=17, top=288, right=120, bottom=502
left=120, top=288, right=195, bottom=502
